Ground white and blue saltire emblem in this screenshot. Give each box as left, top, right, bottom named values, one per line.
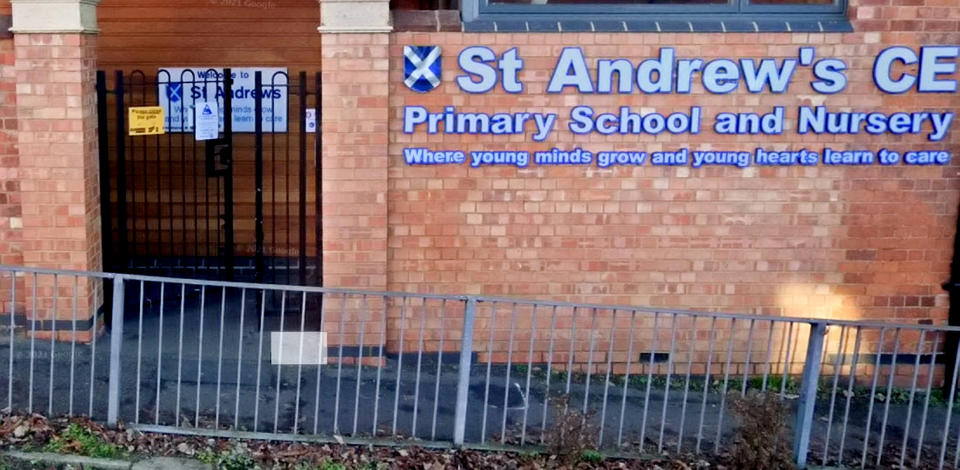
left=165, top=82, right=183, bottom=103
left=404, top=46, right=442, bottom=93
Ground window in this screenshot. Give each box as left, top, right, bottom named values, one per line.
left=462, top=0, right=850, bottom=32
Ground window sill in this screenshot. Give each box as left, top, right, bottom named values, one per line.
left=462, top=15, right=852, bottom=33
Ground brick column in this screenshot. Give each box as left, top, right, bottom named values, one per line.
left=10, top=0, right=102, bottom=340
left=0, top=21, right=19, bottom=268
left=319, top=0, right=390, bottom=361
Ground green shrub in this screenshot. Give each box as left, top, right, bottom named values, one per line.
left=44, top=423, right=119, bottom=459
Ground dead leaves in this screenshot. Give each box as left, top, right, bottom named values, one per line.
left=0, top=409, right=728, bottom=469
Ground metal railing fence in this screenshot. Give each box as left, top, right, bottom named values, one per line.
left=1, top=264, right=960, bottom=468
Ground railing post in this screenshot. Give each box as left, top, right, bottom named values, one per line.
left=106, top=275, right=125, bottom=426
left=453, top=297, right=477, bottom=446
left=794, top=321, right=827, bottom=468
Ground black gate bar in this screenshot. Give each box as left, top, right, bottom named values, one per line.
left=314, top=72, right=323, bottom=287
left=96, top=71, right=112, bottom=272
left=114, top=71, right=128, bottom=269
left=254, top=72, right=265, bottom=285
left=222, top=68, right=235, bottom=281
left=298, top=71, right=308, bottom=286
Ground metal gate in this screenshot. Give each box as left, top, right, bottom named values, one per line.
left=96, top=69, right=322, bottom=285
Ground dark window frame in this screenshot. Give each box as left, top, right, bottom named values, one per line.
left=462, top=0, right=848, bottom=26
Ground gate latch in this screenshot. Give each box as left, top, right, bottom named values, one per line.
left=205, top=138, right=232, bottom=177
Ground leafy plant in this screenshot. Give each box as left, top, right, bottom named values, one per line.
left=728, top=391, right=795, bottom=470
left=320, top=461, right=347, bottom=470
left=580, top=449, right=604, bottom=463
left=197, top=446, right=259, bottom=470
left=44, top=423, right=120, bottom=458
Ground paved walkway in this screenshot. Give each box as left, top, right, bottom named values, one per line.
left=4, top=452, right=210, bottom=470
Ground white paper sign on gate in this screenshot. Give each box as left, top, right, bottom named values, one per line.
left=194, top=101, right=219, bottom=141
left=305, top=108, right=317, bottom=133
left=158, top=67, right=288, bottom=133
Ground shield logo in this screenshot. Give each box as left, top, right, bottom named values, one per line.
left=165, top=82, right=183, bottom=103
left=404, top=46, right=442, bottom=93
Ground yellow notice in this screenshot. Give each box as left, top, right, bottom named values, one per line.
left=128, top=106, right=165, bottom=136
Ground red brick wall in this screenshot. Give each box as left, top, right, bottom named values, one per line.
left=0, top=37, right=19, bottom=267
left=386, top=4, right=960, bottom=329
left=13, top=33, right=103, bottom=329
left=321, top=33, right=389, bottom=290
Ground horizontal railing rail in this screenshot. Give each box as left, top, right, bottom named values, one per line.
left=1, top=264, right=958, bottom=469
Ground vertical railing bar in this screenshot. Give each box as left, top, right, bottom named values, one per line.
left=480, top=301, right=496, bottom=444
left=175, top=284, right=186, bottom=427
left=877, top=328, right=901, bottom=466
left=714, top=318, right=737, bottom=453
left=640, top=312, right=660, bottom=453
left=253, top=290, right=267, bottom=432
left=392, top=296, right=408, bottom=437
left=48, top=274, right=58, bottom=416
left=696, top=317, right=718, bottom=453
left=939, top=331, right=960, bottom=470
left=28, top=273, right=36, bottom=413
left=313, top=71, right=322, bottom=288
left=540, top=305, right=558, bottom=445
left=134, top=280, right=144, bottom=423
left=195, top=286, right=207, bottom=427
left=89, top=278, right=99, bottom=417
left=154, top=283, right=165, bottom=425
left=761, top=320, right=776, bottom=392
left=598, top=308, right=618, bottom=448
left=914, top=332, right=939, bottom=468
left=107, top=275, right=125, bottom=426
left=272, top=292, right=287, bottom=433
left=860, top=327, right=885, bottom=469
left=297, top=72, right=308, bottom=286
left=563, top=306, right=577, bottom=416
left=371, top=295, right=387, bottom=437
left=69, top=275, right=77, bottom=416
left=293, top=291, right=308, bottom=434
left=617, top=310, right=637, bottom=448
left=658, top=312, right=679, bottom=453
left=333, top=293, right=347, bottom=433
left=313, top=293, right=329, bottom=435
left=822, top=325, right=849, bottom=466
left=114, top=72, right=128, bottom=267
left=6, top=269, right=14, bottom=411
left=779, top=322, right=796, bottom=398
left=430, top=299, right=447, bottom=441
left=898, top=330, right=926, bottom=468
left=581, top=307, right=598, bottom=427
left=838, top=326, right=863, bottom=464
left=453, top=298, right=477, bottom=446
left=233, top=287, right=247, bottom=429
left=352, top=295, right=367, bottom=437
left=253, top=72, right=264, bottom=283
left=520, top=304, right=537, bottom=445
left=741, top=319, right=756, bottom=396
left=793, top=321, right=826, bottom=469
left=777, top=320, right=791, bottom=389
left=214, top=288, right=227, bottom=429
left=500, top=302, right=519, bottom=444
left=677, top=315, right=698, bottom=453
left=413, top=297, right=428, bottom=439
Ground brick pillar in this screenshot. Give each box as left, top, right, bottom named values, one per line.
left=319, top=0, right=390, bottom=361
left=0, top=23, right=19, bottom=268
left=10, top=0, right=103, bottom=340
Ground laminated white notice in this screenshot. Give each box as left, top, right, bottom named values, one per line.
left=194, top=102, right=219, bottom=141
